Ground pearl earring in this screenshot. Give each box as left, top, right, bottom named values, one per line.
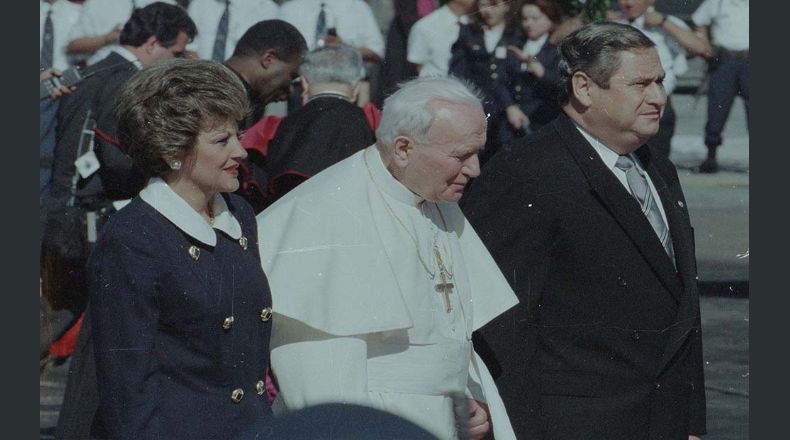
left=169, top=159, right=182, bottom=170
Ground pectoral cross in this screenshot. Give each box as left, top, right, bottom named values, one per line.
left=434, top=270, right=454, bottom=313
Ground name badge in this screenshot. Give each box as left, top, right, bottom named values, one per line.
left=495, top=46, right=507, bottom=59
left=74, top=150, right=100, bottom=179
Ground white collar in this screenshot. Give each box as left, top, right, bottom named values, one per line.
left=307, top=90, right=354, bottom=103
left=139, top=177, right=242, bottom=247
left=524, top=34, right=548, bottom=56
left=364, top=145, right=424, bottom=207
left=574, top=123, right=621, bottom=172
left=113, top=46, right=143, bottom=70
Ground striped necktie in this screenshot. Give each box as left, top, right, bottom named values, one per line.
left=615, top=155, right=675, bottom=261
left=212, top=0, right=231, bottom=62
left=41, top=9, right=54, bottom=69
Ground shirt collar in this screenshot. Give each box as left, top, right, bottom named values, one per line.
left=574, top=123, right=621, bottom=172
left=113, top=46, right=143, bottom=69
left=524, top=34, right=548, bottom=56
left=364, top=145, right=424, bottom=207
left=139, top=177, right=242, bottom=246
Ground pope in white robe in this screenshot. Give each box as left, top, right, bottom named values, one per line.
left=257, top=77, right=519, bottom=439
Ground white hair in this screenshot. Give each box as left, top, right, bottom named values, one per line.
left=298, top=43, right=365, bottom=86
left=375, top=76, right=484, bottom=149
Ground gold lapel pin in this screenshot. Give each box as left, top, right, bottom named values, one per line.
left=239, top=236, right=248, bottom=250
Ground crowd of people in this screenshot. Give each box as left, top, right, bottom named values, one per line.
left=40, top=0, right=748, bottom=439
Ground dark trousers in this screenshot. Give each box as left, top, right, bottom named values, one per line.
left=705, top=54, right=749, bottom=148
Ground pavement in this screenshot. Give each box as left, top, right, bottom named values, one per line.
left=39, top=93, right=750, bottom=438
left=670, top=93, right=749, bottom=288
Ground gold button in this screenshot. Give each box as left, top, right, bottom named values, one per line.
left=188, top=245, right=200, bottom=261
left=231, top=388, right=244, bottom=403
left=491, top=72, right=498, bottom=79
left=260, top=307, right=272, bottom=322
left=256, top=380, right=265, bottom=395
left=239, top=236, right=248, bottom=250
left=490, top=63, right=497, bottom=70
left=222, top=316, right=234, bottom=330
left=472, top=44, right=481, bottom=51
left=515, top=85, right=522, bottom=92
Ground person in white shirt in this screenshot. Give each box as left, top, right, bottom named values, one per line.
left=278, top=0, right=384, bottom=62
left=40, top=0, right=83, bottom=194
left=407, top=0, right=474, bottom=77
left=614, top=0, right=697, bottom=158
left=186, top=0, right=279, bottom=62
left=689, top=0, right=749, bottom=173
left=66, top=0, right=177, bottom=66
left=258, top=76, right=518, bottom=440
left=40, top=0, right=82, bottom=71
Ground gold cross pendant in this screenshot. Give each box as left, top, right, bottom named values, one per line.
left=434, top=271, right=454, bottom=313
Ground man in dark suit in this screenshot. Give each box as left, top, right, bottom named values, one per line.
left=461, top=22, right=706, bottom=440
left=41, top=4, right=197, bottom=439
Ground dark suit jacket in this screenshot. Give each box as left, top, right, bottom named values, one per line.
left=89, top=194, right=273, bottom=439
left=264, top=95, right=375, bottom=202
left=461, top=113, right=706, bottom=439
left=44, top=51, right=144, bottom=214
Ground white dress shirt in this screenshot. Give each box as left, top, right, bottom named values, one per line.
left=692, top=0, right=749, bottom=50
left=68, top=0, right=176, bottom=66
left=187, top=0, right=279, bottom=61
left=40, top=0, right=83, bottom=71
left=407, top=5, right=469, bottom=77
left=278, top=0, right=384, bottom=56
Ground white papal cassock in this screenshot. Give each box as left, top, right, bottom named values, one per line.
left=257, top=145, right=518, bottom=439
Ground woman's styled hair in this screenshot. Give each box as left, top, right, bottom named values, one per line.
left=114, top=58, right=249, bottom=177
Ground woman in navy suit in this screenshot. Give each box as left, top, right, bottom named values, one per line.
left=449, top=0, right=526, bottom=164
left=88, top=59, right=273, bottom=439
left=506, top=0, right=564, bottom=133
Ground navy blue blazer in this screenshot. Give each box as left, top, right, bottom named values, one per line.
left=88, top=193, right=273, bottom=439
left=507, top=36, right=562, bottom=130
left=449, top=24, right=520, bottom=120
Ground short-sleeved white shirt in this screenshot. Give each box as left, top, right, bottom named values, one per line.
left=40, top=0, right=83, bottom=71
left=407, top=5, right=468, bottom=78
left=68, top=0, right=177, bottom=66
left=187, top=0, right=279, bottom=61
left=278, top=0, right=384, bottom=57
left=691, top=0, right=749, bottom=50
